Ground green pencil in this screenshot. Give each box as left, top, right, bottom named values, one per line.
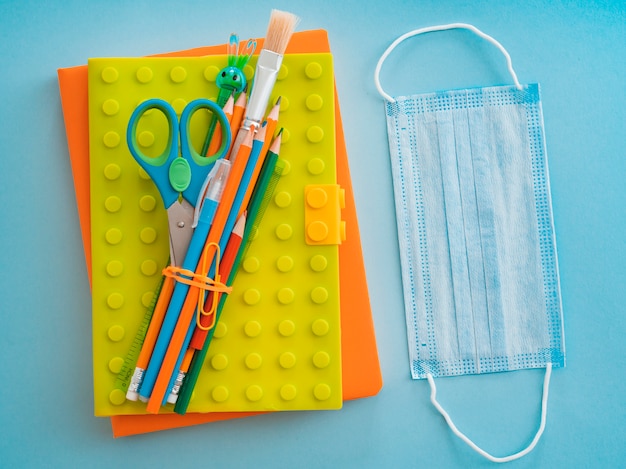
left=175, top=134, right=285, bottom=414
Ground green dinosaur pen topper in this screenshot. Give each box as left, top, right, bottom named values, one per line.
left=202, top=34, right=256, bottom=156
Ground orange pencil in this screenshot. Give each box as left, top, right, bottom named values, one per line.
left=125, top=276, right=175, bottom=401
left=239, top=98, right=280, bottom=216
left=226, top=87, right=247, bottom=158
left=259, top=97, right=281, bottom=159
left=206, top=92, right=234, bottom=157
left=146, top=128, right=255, bottom=414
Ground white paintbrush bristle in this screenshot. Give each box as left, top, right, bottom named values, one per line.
left=263, top=9, right=300, bottom=55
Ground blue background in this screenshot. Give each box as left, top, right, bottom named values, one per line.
left=1, top=0, right=624, bottom=467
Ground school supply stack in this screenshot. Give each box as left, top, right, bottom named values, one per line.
left=58, top=10, right=381, bottom=437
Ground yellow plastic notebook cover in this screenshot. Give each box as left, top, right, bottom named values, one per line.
left=88, top=53, right=342, bottom=415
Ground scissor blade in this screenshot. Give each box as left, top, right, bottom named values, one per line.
left=167, top=199, right=195, bottom=267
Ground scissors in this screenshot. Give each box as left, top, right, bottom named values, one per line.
left=126, top=98, right=232, bottom=267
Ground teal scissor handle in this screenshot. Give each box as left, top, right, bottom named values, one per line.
left=126, top=98, right=231, bottom=209
left=127, top=99, right=179, bottom=208
left=179, top=98, right=231, bottom=203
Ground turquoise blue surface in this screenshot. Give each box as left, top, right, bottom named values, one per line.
left=1, top=0, right=624, bottom=467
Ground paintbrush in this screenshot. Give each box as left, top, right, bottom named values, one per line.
left=230, top=9, right=299, bottom=159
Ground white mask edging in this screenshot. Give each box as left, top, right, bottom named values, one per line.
left=374, top=22, right=523, bottom=102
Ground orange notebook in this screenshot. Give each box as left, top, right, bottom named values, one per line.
left=58, top=29, right=382, bottom=436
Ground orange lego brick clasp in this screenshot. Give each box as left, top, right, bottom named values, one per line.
left=304, top=184, right=346, bottom=245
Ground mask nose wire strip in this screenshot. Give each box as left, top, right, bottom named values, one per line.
left=374, top=23, right=523, bottom=103
left=426, top=363, right=553, bottom=463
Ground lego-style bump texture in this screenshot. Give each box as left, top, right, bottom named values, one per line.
left=88, top=54, right=341, bottom=415
left=304, top=184, right=346, bottom=245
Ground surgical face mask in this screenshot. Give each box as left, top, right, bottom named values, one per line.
left=375, top=24, right=565, bottom=463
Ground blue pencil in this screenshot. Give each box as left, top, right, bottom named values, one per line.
left=162, top=127, right=267, bottom=403
left=138, top=160, right=231, bottom=401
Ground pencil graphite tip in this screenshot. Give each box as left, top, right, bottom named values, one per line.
left=269, top=130, right=283, bottom=154
left=223, top=94, right=234, bottom=113
left=264, top=10, right=300, bottom=55
left=267, top=97, right=281, bottom=121
left=235, top=88, right=247, bottom=107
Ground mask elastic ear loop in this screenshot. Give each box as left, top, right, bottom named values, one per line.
left=426, top=363, right=553, bottom=463
left=374, top=23, right=523, bottom=103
